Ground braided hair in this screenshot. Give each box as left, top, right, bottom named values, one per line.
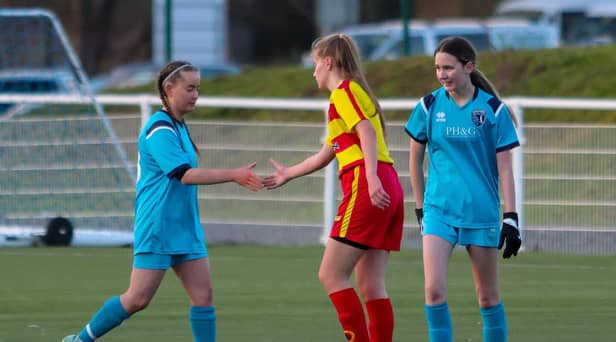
left=156, top=60, right=201, bottom=155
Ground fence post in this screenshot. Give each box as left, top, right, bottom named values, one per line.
left=511, top=101, right=525, bottom=242
left=140, top=96, right=152, bottom=129
left=321, top=107, right=336, bottom=244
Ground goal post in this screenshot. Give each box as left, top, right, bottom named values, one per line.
left=0, top=8, right=134, bottom=246
left=0, top=8, right=135, bottom=182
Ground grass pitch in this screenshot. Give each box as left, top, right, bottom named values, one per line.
left=0, top=246, right=614, bottom=342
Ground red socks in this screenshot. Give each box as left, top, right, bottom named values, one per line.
left=329, top=288, right=370, bottom=342
left=366, top=298, right=394, bottom=342
left=329, top=288, right=395, bottom=342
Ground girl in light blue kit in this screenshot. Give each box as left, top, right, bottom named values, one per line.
left=62, top=61, right=263, bottom=342
left=405, top=37, right=522, bottom=342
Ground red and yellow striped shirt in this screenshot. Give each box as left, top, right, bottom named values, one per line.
left=326, top=80, right=394, bottom=173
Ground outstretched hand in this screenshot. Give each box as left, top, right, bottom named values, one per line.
left=233, top=162, right=263, bottom=191
left=263, top=159, right=290, bottom=190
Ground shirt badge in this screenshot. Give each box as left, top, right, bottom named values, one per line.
left=471, top=110, right=486, bottom=127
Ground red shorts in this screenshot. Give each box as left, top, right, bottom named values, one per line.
left=330, top=162, right=404, bottom=251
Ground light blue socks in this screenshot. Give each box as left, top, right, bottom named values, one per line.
left=480, top=302, right=507, bottom=342
left=190, top=306, right=216, bottom=342
left=425, top=301, right=507, bottom=342
left=78, top=296, right=130, bottom=342
left=425, top=302, right=453, bottom=342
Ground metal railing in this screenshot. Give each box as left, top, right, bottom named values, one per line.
left=1, top=94, right=615, bottom=253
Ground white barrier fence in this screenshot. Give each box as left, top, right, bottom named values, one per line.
left=1, top=94, right=615, bottom=254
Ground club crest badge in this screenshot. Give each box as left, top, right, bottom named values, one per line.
left=471, top=110, right=486, bottom=127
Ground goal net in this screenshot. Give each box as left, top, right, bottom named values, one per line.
left=0, top=8, right=134, bottom=246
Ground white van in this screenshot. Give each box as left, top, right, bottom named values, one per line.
left=495, top=0, right=616, bottom=46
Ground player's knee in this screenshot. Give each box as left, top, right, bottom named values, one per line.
left=318, top=267, right=330, bottom=287
left=476, top=292, right=500, bottom=308
left=122, top=295, right=152, bottom=313
left=424, top=284, right=447, bottom=304
left=357, top=279, right=386, bottom=300
left=318, top=267, right=342, bottom=292
left=474, top=283, right=500, bottom=307
left=191, top=287, right=213, bottom=307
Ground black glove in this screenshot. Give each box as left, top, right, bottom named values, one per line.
left=498, top=212, right=521, bottom=259
left=415, top=208, right=424, bottom=232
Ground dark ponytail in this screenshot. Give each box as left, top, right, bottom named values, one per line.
left=435, top=37, right=518, bottom=126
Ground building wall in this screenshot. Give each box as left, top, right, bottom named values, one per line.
left=152, top=0, right=228, bottom=67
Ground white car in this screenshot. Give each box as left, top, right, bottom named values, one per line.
left=301, top=17, right=560, bottom=67
left=301, top=19, right=491, bottom=66
left=369, top=19, right=493, bottom=61
left=300, top=21, right=401, bottom=67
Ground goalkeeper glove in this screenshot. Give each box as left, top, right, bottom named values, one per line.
left=415, top=208, right=423, bottom=232
left=498, top=212, right=521, bottom=259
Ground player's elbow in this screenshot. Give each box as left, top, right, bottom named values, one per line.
left=179, top=168, right=195, bottom=185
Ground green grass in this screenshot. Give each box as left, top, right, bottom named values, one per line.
left=113, top=44, right=616, bottom=123
left=1, top=246, right=615, bottom=342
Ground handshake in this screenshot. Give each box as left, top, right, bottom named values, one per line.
left=230, top=159, right=297, bottom=192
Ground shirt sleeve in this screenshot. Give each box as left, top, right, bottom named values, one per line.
left=495, top=104, right=520, bottom=152
left=332, top=83, right=373, bottom=130
left=144, top=120, right=192, bottom=178
left=405, top=98, right=429, bottom=143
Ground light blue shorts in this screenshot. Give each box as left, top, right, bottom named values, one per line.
left=422, top=214, right=499, bottom=248
left=133, top=252, right=208, bottom=270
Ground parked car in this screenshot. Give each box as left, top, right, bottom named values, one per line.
left=369, top=19, right=493, bottom=61
left=495, top=0, right=616, bottom=46
left=0, top=69, right=79, bottom=118
left=577, top=3, right=616, bottom=45
left=300, top=17, right=561, bottom=67
left=484, top=17, right=560, bottom=50
left=91, top=62, right=241, bottom=90
left=300, top=21, right=401, bottom=67
left=301, top=19, right=491, bottom=66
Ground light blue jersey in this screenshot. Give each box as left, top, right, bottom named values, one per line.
left=133, top=110, right=206, bottom=255
left=405, top=87, right=519, bottom=228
